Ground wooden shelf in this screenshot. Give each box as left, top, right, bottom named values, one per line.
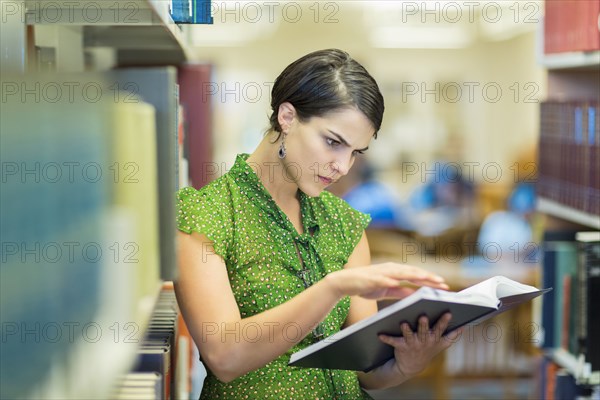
left=24, top=0, right=192, bottom=64
left=537, top=198, right=600, bottom=229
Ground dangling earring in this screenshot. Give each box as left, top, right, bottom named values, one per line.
left=278, top=132, right=287, bottom=159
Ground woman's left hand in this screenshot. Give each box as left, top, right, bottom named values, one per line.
left=378, top=312, right=461, bottom=379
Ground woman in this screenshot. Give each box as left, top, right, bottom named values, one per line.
left=175, top=49, right=459, bottom=399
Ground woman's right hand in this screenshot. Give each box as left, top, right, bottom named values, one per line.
left=325, top=262, right=449, bottom=300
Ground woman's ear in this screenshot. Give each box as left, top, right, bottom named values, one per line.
left=277, top=102, right=296, bottom=132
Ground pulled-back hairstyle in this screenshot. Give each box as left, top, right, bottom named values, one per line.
left=269, top=49, right=384, bottom=140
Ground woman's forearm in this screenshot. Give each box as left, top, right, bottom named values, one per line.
left=196, top=275, right=342, bottom=382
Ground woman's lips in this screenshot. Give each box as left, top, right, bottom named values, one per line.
left=318, top=176, right=333, bottom=185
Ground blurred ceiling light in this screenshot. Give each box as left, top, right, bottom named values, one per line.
left=363, top=0, right=542, bottom=47
left=187, top=22, right=279, bottom=46
left=370, top=25, right=473, bottom=49
left=477, top=1, right=541, bottom=42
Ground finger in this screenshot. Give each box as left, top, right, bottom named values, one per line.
left=381, top=264, right=446, bottom=285
left=400, top=322, right=414, bottom=343
left=379, top=276, right=447, bottom=293
left=417, top=316, right=430, bottom=341
left=379, top=334, right=405, bottom=348
left=407, top=280, right=450, bottom=290
left=433, top=312, right=452, bottom=337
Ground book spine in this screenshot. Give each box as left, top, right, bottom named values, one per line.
left=545, top=360, right=558, bottom=400
left=560, top=274, right=571, bottom=351
left=177, top=64, right=214, bottom=189
left=582, top=238, right=600, bottom=370
left=576, top=238, right=588, bottom=358
left=541, top=243, right=557, bottom=348
left=544, top=0, right=599, bottom=53
left=588, top=0, right=600, bottom=51
left=554, top=242, right=578, bottom=351
left=589, top=103, right=600, bottom=215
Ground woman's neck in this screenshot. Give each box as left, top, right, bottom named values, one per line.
left=245, top=132, right=300, bottom=208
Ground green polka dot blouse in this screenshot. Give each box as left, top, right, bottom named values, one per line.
left=177, top=154, right=373, bottom=400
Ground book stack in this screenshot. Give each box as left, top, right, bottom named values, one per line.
left=112, top=372, right=163, bottom=400
left=540, top=231, right=600, bottom=385
left=119, top=285, right=193, bottom=400
left=537, top=101, right=600, bottom=215
left=544, top=0, right=600, bottom=54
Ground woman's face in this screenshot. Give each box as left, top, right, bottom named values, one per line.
left=282, top=106, right=375, bottom=197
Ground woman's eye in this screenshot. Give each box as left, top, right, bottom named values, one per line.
left=353, top=150, right=365, bottom=156
left=326, top=138, right=339, bottom=147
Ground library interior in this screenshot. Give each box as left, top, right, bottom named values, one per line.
left=1, top=1, right=599, bottom=399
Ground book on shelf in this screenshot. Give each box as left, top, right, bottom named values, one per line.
left=109, top=101, right=161, bottom=305
left=544, top=0, right=600, bottom=54
left=540, top=231, right=600, bottom=375
left=576, top=231, right=600, bottom=371
left=113, top=372, right=162, bottom=400
left=540, top=231, right=576, bottom=350
left=170, top=0, right=213, bottom=24
left=133, top=292, right=176, bottom=400
left=0, top=73, right=170, bottom=399
left=289, top=276, right=550, bottom=372
left=538, top=100, right=599, bottom=216
left=108, top=67, right=180, bottom=282
left=536, top=358, right=594, bottom=400
left=177, top=63, right=214, bottom=189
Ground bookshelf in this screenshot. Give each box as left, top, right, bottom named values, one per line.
left=535, top=1, right=600, bottom=397
left=1, top=1, right=208, bottom=398
left=23, top=0, right=191, bottom=65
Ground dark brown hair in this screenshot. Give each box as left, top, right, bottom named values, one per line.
left=269, top=49, right=384, bottom=140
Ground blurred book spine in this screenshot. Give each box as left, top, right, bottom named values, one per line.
left=537, top=101, right=600, bottom=216
left=544, top=0, right=600, bottom=54
left=111, top=284, right=198, bottom=400
left=538, top=231, right=599, bottom=389
left=170, top=0, right=213, bottom=24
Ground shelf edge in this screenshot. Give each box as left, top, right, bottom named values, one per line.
left=537, top=198, right=600, bottom=229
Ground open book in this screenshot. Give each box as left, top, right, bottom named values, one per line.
left=289, top=275, right=551, bottom=372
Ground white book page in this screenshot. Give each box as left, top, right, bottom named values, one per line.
left=458, top=275, right=538, bottom=301
left=433, top=286, right=498, bottom=308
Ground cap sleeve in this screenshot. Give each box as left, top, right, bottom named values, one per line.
left=318, top=191, right=371, bottom=262
left=338, top=201, right=372, bottom=259
left=176, top=185, right=233, bottom=261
